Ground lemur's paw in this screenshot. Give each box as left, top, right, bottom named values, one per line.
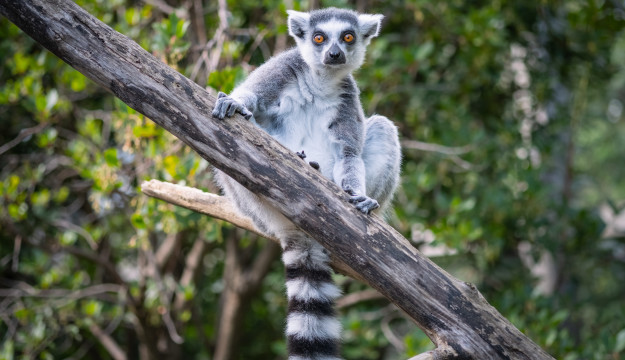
left=296, top=150, right=306, bottom=160
left=212, top=92, right=253, bottom=120
left=354, top=197, right=380, bottom=214
left=343, top=185, right=379, bottom=214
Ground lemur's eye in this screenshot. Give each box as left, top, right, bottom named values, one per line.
left=313, top=34, right=325, bottom=44
left=343, top=33, right=354, bottom=43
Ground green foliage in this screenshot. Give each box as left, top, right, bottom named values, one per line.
left=208, top=67, right=247, bottom=93
left=1, top=0, right=625, bottom=359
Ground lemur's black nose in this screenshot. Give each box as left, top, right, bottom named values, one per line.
left=324, top=44, right=346, bottom=64
left=328, top=44, right=341, bottom=58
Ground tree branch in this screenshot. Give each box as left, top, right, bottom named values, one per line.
left=408, top=352, right=435, bottom=360
left=400, top=139, right=473, bottom=156
left=25, top=238, right=128, bottom=289
left=0, top=1, right=554, bottom=357
left=0, top=122, right=48, bottom=156
left=335, top=288, right=385, bottom=309
left=0, top=283, right=124, bottom=300
left=88, top=322, right=127, bottom=360
left=141, top=180, right=264, bottom=237
left=238, top=240, right=280, bottom=292
left=142, top=237, right=184, bottom=345
left=140, top=179, right=365, bottom=281
left=155, top=233, right=181, bottom=270
left=401, top=140, right=478, bottom=171
left=173, top=237, right=208, bottom=312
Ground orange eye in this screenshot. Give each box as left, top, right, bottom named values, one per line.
left=343, top=33, right=354, bottom=43
left=313, top=34, right=325, bottom=44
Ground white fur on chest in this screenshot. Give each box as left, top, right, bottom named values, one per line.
left=271, top=80, right=342, bottom=179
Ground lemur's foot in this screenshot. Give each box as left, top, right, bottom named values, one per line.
left=343, top=185, right=380, bottom=214
left=296, top=151, right=319, bottom=171
left=309, top=161, right=320, bottom=171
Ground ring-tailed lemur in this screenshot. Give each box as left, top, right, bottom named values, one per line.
left=212, top=8, right=401, bottom=360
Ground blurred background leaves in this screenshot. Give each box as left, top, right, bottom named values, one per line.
left=1, top=0, right=624, bottom=359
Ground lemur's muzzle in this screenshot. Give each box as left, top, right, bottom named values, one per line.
left=324, top=44, right=346, bottom=65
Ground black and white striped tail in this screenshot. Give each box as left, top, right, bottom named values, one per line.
left=283, top=239, right=342, bottom=360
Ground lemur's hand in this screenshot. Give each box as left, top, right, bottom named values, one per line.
left=343, top=185, right=379, bottom=214
left=212, top=92, right=253, bottom=120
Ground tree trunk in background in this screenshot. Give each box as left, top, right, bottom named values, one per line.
left=214, top=235, right=280, bottom=360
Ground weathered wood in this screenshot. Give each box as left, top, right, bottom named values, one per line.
left=141, top=180, right=266, bottom=238
left=140, top=180, right=366, bottom=282
left=0, top=1, right=555, bottom=358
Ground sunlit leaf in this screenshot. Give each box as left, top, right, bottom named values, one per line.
left=615, top=329, right=625, bottom=353
left=131, top=213, right=147, bottom=229
left=104, top=148, right=120, bottom=167
left=82, top=300, right=102, bottom=317
left=45, top=89, right=58, bottom=112
left=163, top=154, right=179, bottom=177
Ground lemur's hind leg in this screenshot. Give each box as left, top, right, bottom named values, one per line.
left=217, top=171, right=342, bottom=359
left=215, top=171, right=294, bottom=237
left=362, top=115, right=401, bottom=214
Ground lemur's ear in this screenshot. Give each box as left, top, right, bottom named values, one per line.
left=287, top=10, right=310, bottom=39
left=358, top=13, right=384, bottom=39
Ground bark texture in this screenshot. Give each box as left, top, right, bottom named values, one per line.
left=0, top=1, right=554, bottom=358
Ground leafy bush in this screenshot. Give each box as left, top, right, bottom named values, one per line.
left=1, top=0, right=624, bottom=359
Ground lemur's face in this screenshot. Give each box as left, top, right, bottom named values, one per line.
left=288, top=8, right=383, bottom=73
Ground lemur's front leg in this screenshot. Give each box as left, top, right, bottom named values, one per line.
left=335, top=155, right=380, bottom=214
left=343, top=184, right=379, bottom=213
left=212, top=92, right=253, bottom=120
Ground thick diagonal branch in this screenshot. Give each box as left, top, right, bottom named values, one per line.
left=0, top=1, right=553, bottom=358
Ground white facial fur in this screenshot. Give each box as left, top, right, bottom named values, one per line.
left=316, top=20, right=356, bottom=67
left=287, top=9, right=383, bottom=74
